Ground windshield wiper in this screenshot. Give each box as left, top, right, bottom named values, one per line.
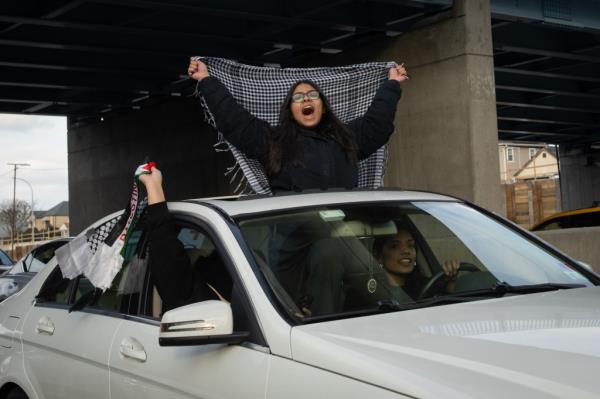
left=304, top=283, right=588, bottom=321
left=445, top=282, right=586, bottom=299
left=376, top=282, right=587, bottom=312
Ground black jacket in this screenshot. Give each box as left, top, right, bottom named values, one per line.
left=198, top=77, right=402, bottom=192
left=146, top=202, right=231, bottom=312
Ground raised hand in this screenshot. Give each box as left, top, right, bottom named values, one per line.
left=139, top=166, right=166, bottom=204
left=388, top=63, right=409, bottom=83
left=187, top=58, right=210, bottom=81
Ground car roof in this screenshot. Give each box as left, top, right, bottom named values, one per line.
left=186, top=189, right=460, bottom=217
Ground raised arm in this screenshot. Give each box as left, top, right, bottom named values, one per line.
left=348, top=64, right=408, bottom=159
left=188, top=59, right=271, bottom=161
left=138, top=167, right=193, bottom=311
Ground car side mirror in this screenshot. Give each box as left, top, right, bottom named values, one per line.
left=159, top=300, right=248, bottom=347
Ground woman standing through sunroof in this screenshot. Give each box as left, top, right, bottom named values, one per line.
left=187, top=58, right=408, bottom=193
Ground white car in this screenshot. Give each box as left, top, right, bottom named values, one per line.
left=0, top=249, right=14, bottom=274
left=0, top=239, right=71, bottom=302
left=0, top=190, right=599, bottom=399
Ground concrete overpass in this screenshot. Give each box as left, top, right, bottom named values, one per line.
left=0, top=0, right=599, bottom=232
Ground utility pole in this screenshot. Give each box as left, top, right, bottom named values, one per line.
left=7, top=162, right=30, bottom=253
left=16, top=178, right=34, bottom=244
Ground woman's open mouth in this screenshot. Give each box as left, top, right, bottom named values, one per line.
left=302, top=105, right=314, bottom=116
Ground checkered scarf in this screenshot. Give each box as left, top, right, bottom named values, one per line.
left=56, top=162, right=152, bottom=290
left=194, top=57, right=395, bottom=195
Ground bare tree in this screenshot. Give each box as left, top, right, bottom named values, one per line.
left=0, top=199, right=32, bottom=239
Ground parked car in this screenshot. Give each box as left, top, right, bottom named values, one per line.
left=0, top=239, right=71, bottom=302
left=0, top=190, right=599, bottom=399
left=0, top=249, right=14, bottom=274
left=531, top=206, right=600, bottom=231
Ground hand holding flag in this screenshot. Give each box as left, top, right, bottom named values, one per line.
left=57, top=161, right=156, bottom=291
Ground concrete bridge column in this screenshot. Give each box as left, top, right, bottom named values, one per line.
left=382, top=0, right=504, bottom=213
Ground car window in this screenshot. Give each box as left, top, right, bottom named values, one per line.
left=571, top=212, right=600, bottom=228
left=25, top=241, right=69, bottom=273
left=140, top=218, right=268, bottom=345
left=536, top=221, right=561, bottom=231
left=71, top=229, right=145, bottom=314
left=408, top=214, right=483, bottom=271
left=535, top=211, right=600, bottom=231
left=38, top=225, right=146, bottom=315
left=141, top=223, right=232, bottom=319
left=0, top=250, right=13, bottom=266
left=0, top=277, right=21, bottom=300
left=36, top=266, right=72, bottom=304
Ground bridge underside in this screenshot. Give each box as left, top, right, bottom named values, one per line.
left=1, top=0, right=598, bottom=147
left=1, top=0, right=599, bottom=229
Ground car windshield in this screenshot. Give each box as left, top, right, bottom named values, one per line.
left=0, top=250, right=13, bottom=266
left=237, top=201, right=595, bottom=322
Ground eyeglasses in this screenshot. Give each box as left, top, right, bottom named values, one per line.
left=291, top=90, right=320, bottom=103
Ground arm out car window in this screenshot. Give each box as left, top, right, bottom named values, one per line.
left=140, top=223, right=232, bottom=318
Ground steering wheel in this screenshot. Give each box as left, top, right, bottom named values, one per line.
left=418, top=262, right=480, bottom=299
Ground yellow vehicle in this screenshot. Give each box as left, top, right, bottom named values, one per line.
left=531, top=206, right=600, bottom=231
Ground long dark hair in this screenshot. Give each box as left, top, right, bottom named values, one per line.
left=372, top=223, right=423, bottom=298
left=267, top=79, right=358, bottom=177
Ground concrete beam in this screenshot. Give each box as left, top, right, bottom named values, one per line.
left=491, top=0, right=600, bottom=31
left=0, top=15, right=339, bottom=54
left=496, top=85, right=600, bottom=100
left=536, top=227, right=600, bottom=273
left=495, top=67, right=600, bottom=84
left=494, top=45, right=600, bottom=63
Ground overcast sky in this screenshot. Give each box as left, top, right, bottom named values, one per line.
left=0, top=114, right=68, bottom=211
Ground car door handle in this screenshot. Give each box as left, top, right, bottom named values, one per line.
left=36, top=316, right=55, bottom=335
left=119, top=337, right=147, bottom=362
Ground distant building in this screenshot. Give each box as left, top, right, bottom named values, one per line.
left=499, top=142, right=558, bottom=184
left=513, top=149, right=559, bottom=181
left=32, top=201, right=69, bottom=234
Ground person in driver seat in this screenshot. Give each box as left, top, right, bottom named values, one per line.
left=372, top=222, right=459, bottom=299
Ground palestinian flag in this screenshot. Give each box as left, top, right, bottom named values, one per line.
left=56, top=161, right=155, bottom=291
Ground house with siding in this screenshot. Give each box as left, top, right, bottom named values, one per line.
left=32, top=201, right=69, bottom=234
left=499, top=142, right=558, bottom=183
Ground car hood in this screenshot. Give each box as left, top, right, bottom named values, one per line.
left=291, top=287, right=600, bottom=399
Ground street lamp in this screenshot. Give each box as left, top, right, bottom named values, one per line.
left=16, top=178, right=34, bottom=244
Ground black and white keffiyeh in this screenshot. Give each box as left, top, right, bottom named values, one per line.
left=194, top=57, right=395, bottom=195
left=56, top=162, right=152, bottom=290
